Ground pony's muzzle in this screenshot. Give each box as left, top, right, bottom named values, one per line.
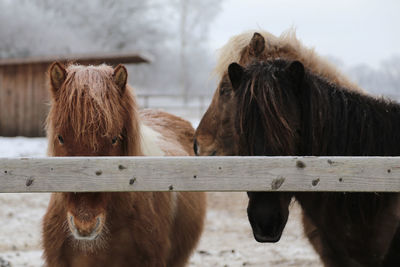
left=68, top=212, right=103, bottom=240
left=249, top=214, right=285, bottom=243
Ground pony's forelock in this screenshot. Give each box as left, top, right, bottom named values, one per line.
left=237, top=61, right=297, bottom=155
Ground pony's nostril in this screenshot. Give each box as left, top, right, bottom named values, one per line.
left=94, top=217, right=101, bottom=230
left=77, top=228, right=91, bottom=237
left=69, top=215, right=75, bottom=227
left=193, top=138, right=199, bottom=156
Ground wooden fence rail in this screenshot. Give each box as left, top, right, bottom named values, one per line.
left=1, top=157, right=400, bottom=193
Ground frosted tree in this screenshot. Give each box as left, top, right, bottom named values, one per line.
left=0, top=0, right=222, bottom=96
left=348, top=56, right=400, bottom=97
left=0, top=0, right=96, bottom=57
left=174, top=0, right=223, bottom=100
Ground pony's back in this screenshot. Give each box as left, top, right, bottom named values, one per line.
left=139, top=109, right=195, bottom=156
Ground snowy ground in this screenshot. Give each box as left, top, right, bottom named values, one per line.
left=0, top=137, right=321, bottom=267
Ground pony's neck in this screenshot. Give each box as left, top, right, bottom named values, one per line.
left=302, top=74, right=400, bottom=156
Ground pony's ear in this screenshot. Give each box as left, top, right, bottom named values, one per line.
left=228, top=63, right=244, bottom=91
left=286, top=61, right=305, bottom=87
left=248, top=32, right=265, bottom=57
left=49, top=62, right=66, bottom=94
left=113, top=64, right=128, bottom=93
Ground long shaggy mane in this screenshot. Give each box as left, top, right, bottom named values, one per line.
left=214, top=29, right=363, bottom=93
left=239, top=58, right=400, bottom=222
left=237, top=61, right=298, bottom=156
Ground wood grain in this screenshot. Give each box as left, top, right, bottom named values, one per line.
left=0, top=157, right=400, bottom=193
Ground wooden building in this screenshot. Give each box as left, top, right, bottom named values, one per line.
left=0, top=53, right=148, bottom=137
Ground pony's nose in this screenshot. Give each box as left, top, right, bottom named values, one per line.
left=193, top=138, right=199, bottom=156
left=69, top=214, right=102, bottom=239
left=250, top=214, right=284, bottom=243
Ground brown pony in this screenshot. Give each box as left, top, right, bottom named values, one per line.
left=43, top=63, right=206, bottom=267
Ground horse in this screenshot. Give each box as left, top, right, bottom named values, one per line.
left=194, top=30, right=370, bottom=265
left=194, top=58, right=400, bottom=266
left=42, top=62, right=206, bottom=267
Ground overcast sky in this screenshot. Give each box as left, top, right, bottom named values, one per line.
left=209, top=0, right=400, bottom=67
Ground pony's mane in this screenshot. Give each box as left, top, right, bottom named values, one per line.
left=46, top=64, right=140, bottom=155
left=214, top=29, right=363, bottom=93
left=238, top=59, right=400, bottom=158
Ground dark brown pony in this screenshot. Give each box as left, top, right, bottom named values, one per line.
left=194, top=58, right=400, bottom=266
left=43, top=63, right=206, bottom=267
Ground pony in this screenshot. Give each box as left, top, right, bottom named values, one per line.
left=193, top=30, right=370, bottom=265
left=42, top=62, right=206, bottom=267
left=195, top=58, right=400, bottom=266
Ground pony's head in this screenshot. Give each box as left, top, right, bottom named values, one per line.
left=194, top=32, right=299, bottom=156
left=195, top=59, right=304, bottom=156
left=47, top=62, right=140, bottom=157
left=193, top=72, right=241, bottom=156
left=46, top=62, right=140, bottom=250
left=195, top=59, right=305, bottom=242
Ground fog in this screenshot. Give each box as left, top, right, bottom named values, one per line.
left=1, top=0, right=399, bottom=98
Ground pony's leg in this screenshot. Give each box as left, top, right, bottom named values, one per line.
left=378, top=195, right=400, bottom=266
left=302, top=212, right=337, bottom=267
left=383, top=226, right=400, bottom=266
left=167, top=192, right=206, bottom=267
left=302, top=212, right=364, bottom=267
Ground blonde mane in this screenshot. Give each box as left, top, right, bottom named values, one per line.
left=46, top=64, right=141, bottom=155
left=214, top=29, right=364, bottom=93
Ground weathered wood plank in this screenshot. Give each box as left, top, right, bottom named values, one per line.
left=0, top=157, right=400, bottom=193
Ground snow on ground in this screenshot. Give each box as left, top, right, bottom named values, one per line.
left=0, top=137, right=321, bottom=267
left=0, top=137, right=49, bottom=267
left=0, top=137, right=47, bottom=157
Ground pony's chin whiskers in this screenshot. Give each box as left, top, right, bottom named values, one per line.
left=71, top=229, right=99, bottom=241
left=68, top=231, right=109, bottom=253
left=67, top=220, right=110, bottom=253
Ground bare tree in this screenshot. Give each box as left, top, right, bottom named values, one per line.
left=0, top=0, right=222, bottom=97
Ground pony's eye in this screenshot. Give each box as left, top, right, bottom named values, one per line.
left=112, top=136, right=118, bottom=145
left=57, top=135, right=64, bottom=144
left=220, top=87, right=231, bottom=96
